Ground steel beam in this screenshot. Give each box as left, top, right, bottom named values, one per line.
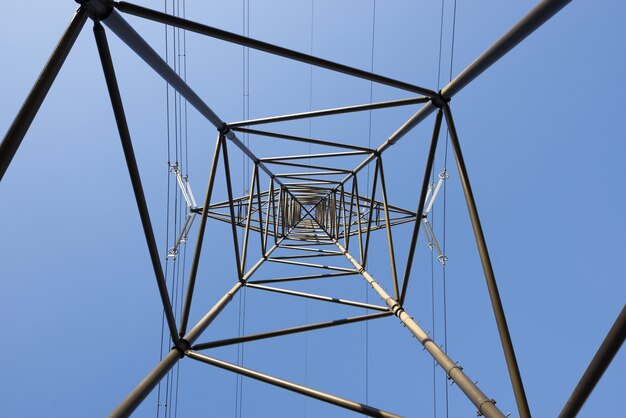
left=246, top=283, right=389, bottom=312
left=194, top=312, right=391, bottom=350
left=241, top=164, right=258, bottom=270
left=110, top=237, right=286, bottom=417
left=186, top=351, right=401, bottom=418
left=377, top=158, right=399, bottom=300
left=110, top=281, right=243, bottom=418
left=229, top=97, right=429, bottom=127
left=442, top=0, right=573, bottom=99
left=0, top=7, right=87, bottom=181
left=114, top=1, right=435, bottom=97
left=94, top=22, right=178, bottom=344
left=179, top=134, right=222, bottom=336
left=399, top=110, right=442, bottom=304
left=232, top=127, right=373, bottom=152
left=262, top=150, right=369, bottom=162
left=559, top=305, right=626, bottom=418
left=443, top=104, right=530, bottom=418
left=248, top=271, right=356, bottom=285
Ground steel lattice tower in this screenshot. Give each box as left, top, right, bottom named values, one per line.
left=1, top=1, right=624, bottom=417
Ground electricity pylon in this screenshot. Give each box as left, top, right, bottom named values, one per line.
left=2, top=1, right=623, bottom=418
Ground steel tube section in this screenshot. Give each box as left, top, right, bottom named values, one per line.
left=377, top=159, right=399, bottom=300
left=0, top=7, right=87, bottom=181
left=442, top=0, right=573, bottom=99
left=229, top=97, right=429, bottom=127
left=248, top=271, right=356, bottom=285
left=255, top=166, right=266, bottom=253
left=263, top=178, right=272, bottom=253
left=332, top=239, right=506, bottom=418
left=100, top=9, right=291, bottom=192
left=232, top=127, right=373, bottom=152
left=399, top=110, right=442, bottom=304
left=286, top=180, right=340, bottom=186
left=341, top=185, right=348, bottom=246
left=280, top=176, right=341, bottom=183
left=271, top=253, right=341, bottom=260
left=240, top=164, right=258, bottom=270
left=114, top=1, right=435, bottom=97
left=362, top=159, right=379, bottom=267
left=94, top=22, right=179, bottom=343
left=179, top=134, right=222, bottom=336
left=266, top=257, right=355, bottom=272
left=346, top=180, right=356, bottom=251
left=262, top=150, right=369, bottom=162
left=375, top=0, right=573, bottom=154
left=194, top=312, right=392, bottom=350
left=110, top=282, right=242, bottom=418
left=186, top=351, right=401, bottom=418
left=559, top=305, right=626, bottom=418
left=443, top=104, right=530, bottom=418
left=353, top=177, right=364, bottom=263
left=109, top=348, right=181, bottom=418
left=246, top=283, right=389, bottom=312
left=264, top=160, right=351, bottom=173
left=220, top=135, right=244, bottom=279
left=102, top=10, right=224, bottom=128
left=277, top=171, right=345, bottom=177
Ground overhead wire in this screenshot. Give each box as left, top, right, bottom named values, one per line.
left=172, top=3, right=188, bottom=416
left=235, top=1, right=250, bottom=416
left=442, top=0, right=457, bottom=417
left=157, top=0, right=172, bottom=415
left=157, top=1, right=189, bottom=416
left=431, top=0, right=458, bottom=416
left=434, top=0, right=458, bottom=416
left=365, top=0, right=377, bottom=406
left=302, top=2, right=315, bottom=416
left=432, top=0, right=447, bottom=414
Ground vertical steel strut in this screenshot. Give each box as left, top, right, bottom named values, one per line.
left=94, top=21, right=179, bottom=344
left=443, top=104, right=530, bottom=418
left=0, top=7, right=87, bottom=181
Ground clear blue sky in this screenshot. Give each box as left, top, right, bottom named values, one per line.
left=0, top=1, right=624, bottom=417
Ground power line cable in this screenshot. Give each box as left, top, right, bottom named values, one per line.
left=365, top=0, right=377, bottom=405
left=157, top=0, right=173, bottom=415
left=441, top=1, right=458, bottom=416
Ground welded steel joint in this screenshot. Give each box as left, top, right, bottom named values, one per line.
left=217, top=122, right=236, bottom=140
left=172, top=338, right=191, bottom=359
left=430, top=92, right=451, bottom=109
left=76, top=0, right=114, bottom=21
